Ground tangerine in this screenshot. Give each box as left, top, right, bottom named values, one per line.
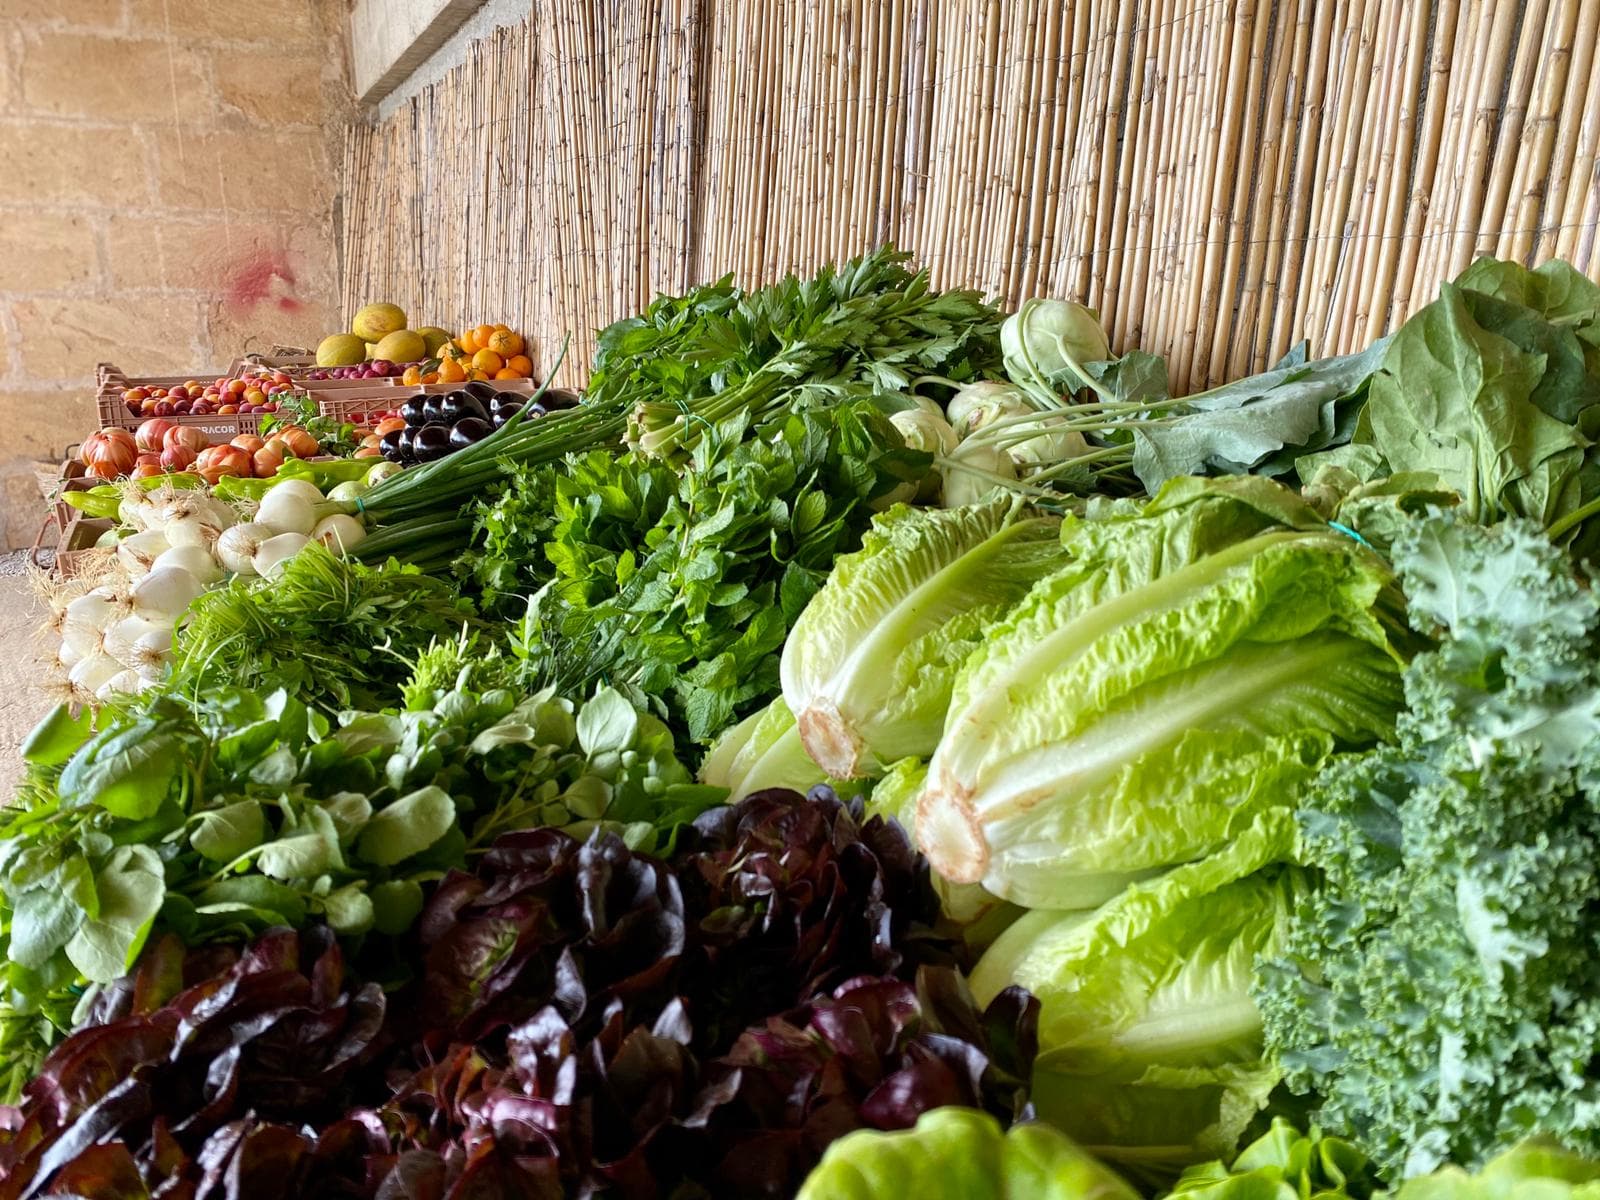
left=471, top=324, right=496, bottom=351
left=493, top=367, right=521, bottom=380
left=437, top=357, right=467, bottom=383
left=506, top=354, right=533, bottom=377
left=457, top=329, right=479, bottom=353
left=486, top=329, right=523, bottom=358
left=466, top=367, right=490, bottom=382
left=471, top=348, right=504, bottom=374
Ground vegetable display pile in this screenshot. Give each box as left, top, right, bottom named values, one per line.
left=15, top=248, right=1600, bottom=1198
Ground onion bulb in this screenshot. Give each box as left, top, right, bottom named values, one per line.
left=103, top=614, right=168, bottom=667
left=68, top=653, right=122, bottom=698
left=266, top=479, right=324, bottom=507
left=256, top=487, right=317, bottom=536
left=326, top=480, right=369, bottom=504
left=62, top=589, right=117, bottom=658
left=153, top=544, right=221, bottom=584
left=129, top=625, right=174, bottom=680
left=309, top=514, right=366, bottom=554
left=131, top=567, right=204, bottom=624
left=98, top=669, right=142, bottom=700
left=58, top=639, right=84, bottom=670
left=254, top=532, right=309, bottom=579
left=115, top=529, right=169, bottom=578
left=216, top=523, right=271, bottom=575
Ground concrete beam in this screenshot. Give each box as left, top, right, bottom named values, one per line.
left=349, top=0, right=484, bottom=105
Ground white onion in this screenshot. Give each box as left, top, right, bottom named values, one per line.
left=129, top=625, right=174, bottom=680
left=266, top=479, right=324, bottom=507
left=103, top=615, right=168, bottom=667
left=116, top=529, right=169, bottom=578
left=153, top=544, right=222, bottom=584
left=310, top=514, right=367, bottom=554
left=58, top=639, right=85, bottom=670
left=254, top=532, right=310, bottom=579
left=98, top=669, right=142, bottom=700
left=216, top=523, right=271, bottom=576
left=131, top=567, right=205, bottom=624
left=69, top=653, right=122, bottom=698
left=256, top=488, right=318, bottom=537
left=62, top=590, right=117, bottom=658
left=118, top=492, right=156, bottom=533
left=200, top=497, right=238, bottom=530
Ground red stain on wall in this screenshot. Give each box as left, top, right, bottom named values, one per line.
left=224, top=252, right=303, bottom=314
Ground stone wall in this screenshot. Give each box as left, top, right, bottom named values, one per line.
left=0, top=0, right=353, bottom=550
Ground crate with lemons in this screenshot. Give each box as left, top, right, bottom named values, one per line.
left=314, top=302, right=533, bottom=387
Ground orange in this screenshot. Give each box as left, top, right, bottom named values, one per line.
left=466, top=367, right=490, bottom=382
left=423, top=371, right=440, bottom=384
left=471, top=348, right=504, bottom=374
left=494, top=367, right=522, bottom=380
left=486, top=329, right=523, bottom=358
left=457, top=329, right=479, bottom=354
left=506, top=354, right=533, bottom=377
left=439, top=341, right=466, bottom=362
left=471, top=324, right=495, bottom=352
left=493, top=322, right=510, bottom=331
left=437, top=357, right=467, bottom=383
left=401, top=366, right=423, bottom=386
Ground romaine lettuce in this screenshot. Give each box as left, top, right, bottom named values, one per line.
left=970, top=810, right=1301, bottom=1181
left=780, top=497, right=1062, bottom=778
left=916, top=476, right=1407, bottom=908
left=698, top=695, right=841, bottom=799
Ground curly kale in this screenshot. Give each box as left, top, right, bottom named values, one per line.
left=1257, top=513, right=1600, bottom=1179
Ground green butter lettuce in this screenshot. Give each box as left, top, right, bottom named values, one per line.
left=971, top=811, right=1301, bottom=1183
left=780, top=496, right=1063, bottom=778
left=796, top=1107, right=1142, bottom=1200
left=1170, top=1118, right=1380, bottom=1200
left=1257, top=514, right=1600, bottom=1179
left=1175, top=1122, right=1600, bottom=1200
left=915, top=476, right=1407, bottom=909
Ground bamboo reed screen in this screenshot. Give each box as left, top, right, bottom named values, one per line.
left=340, top=0, right=1600, bottom=393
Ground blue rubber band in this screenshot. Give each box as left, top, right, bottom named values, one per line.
left=354, top=496, right=367, bottom=514
left=1327, top=520, right=1371, bottom=547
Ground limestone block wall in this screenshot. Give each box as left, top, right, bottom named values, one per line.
left=0, top=0, right=354, bottom=550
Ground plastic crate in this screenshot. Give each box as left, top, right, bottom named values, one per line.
left=97, top=363, right=231, bottom=392
left=94, top=394, right=266, bottom=439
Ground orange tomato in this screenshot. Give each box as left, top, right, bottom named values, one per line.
left=374, top=416, right=407, bottom=435
left=486, top=329, right=523, bottom=358
left=231, top=433, right=265, bottom=454
left=471, top=349, right=504, bottom=374
left=354, top=446, right=383, bottom=458
left=506, top=354, right=533, bottom=377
